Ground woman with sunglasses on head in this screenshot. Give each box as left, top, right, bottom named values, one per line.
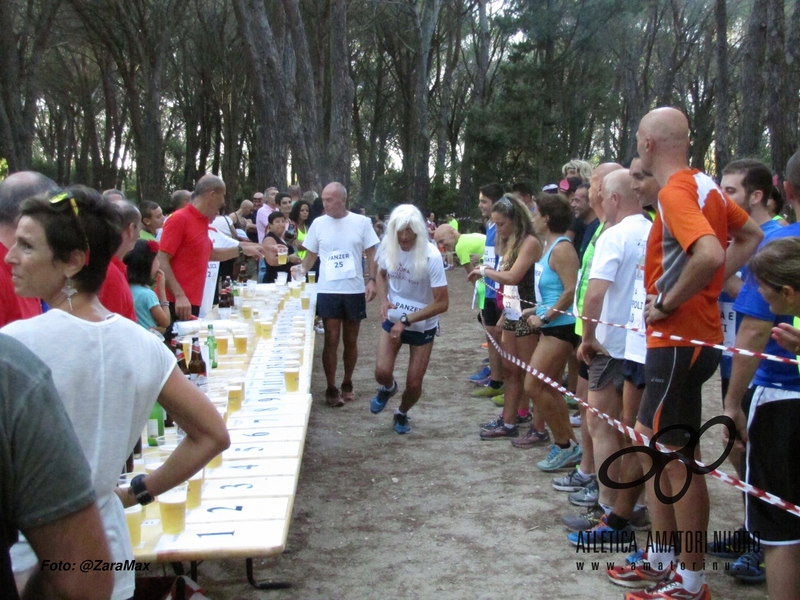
left=468, top=193, right=543, bottom=440
left=2, top=186, right=230, bottom=600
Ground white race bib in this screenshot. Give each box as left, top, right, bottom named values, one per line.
left=503, top=285, right=522, bottom=321
left=324, top=250, right=356, bottom=281
left=573, top=268, right=583, bottom=315
left=483, top=246, right=496, bottom=267
left=388, top=297, right=428, bottom=332
left=719, top=301, right=735, bottom=356
left=534, top=263, right=544, bottom=305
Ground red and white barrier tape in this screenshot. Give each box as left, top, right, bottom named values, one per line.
left=492, top=287, right=800, bottom=366
left=480, top=319, right=800, bottom=519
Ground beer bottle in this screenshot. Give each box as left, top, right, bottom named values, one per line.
left=206, top=324, right=218, bottom=369
left=238, top=264, right=248, bottom=284
left=175, top=341, right=190, bottom=377
left=147, top=402, right=165, bottom=447
left=188, top=336, right=208, bottom=389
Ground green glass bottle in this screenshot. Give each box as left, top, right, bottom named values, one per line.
left=147, top=402, right=165, bottom=447
left=207, top=324, right=218, bottom=369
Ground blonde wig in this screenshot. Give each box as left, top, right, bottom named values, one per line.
left=376, top=204, right=430, bottom=279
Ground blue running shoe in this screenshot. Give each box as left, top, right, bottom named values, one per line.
left=370, top=381, right=398, bottom=414
left=468, top=366, right=491, bottom=382
left=536, top=442, right=582, bottom=472
left=393, top=412, right=411, bottom=434
left=726, top=549, right=766, bottom=583
left=568, top=515, right=634, bottom=547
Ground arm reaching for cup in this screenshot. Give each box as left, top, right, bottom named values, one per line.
left=119, top=368, right=230, bottom=507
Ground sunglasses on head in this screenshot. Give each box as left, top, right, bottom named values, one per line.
left=49, top=191, right=91, bottom=265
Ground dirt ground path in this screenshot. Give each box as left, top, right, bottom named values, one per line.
left=197, top=270, right=768, bottom=600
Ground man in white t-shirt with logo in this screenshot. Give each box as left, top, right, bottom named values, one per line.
left=369, top=205, right=449, bottom=434
left=298, top=182, right=380, bottom=407
left=574, top=168, right=653, bottom=545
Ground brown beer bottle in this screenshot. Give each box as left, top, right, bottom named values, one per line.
left=188, top=336, right=208, bottom=388
left=238, top=264, right=248, bottom=283
left=218, top=288, right=230, bottom=309
left=175, top=340, right=190, bottom=377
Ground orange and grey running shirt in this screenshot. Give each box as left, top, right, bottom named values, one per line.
left=644, top=169, right=749, bottom=348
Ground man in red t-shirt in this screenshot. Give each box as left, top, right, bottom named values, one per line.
left=98, top=199, right=140, bottom=321
left=158, top=175, right=267, bottom=321
left=606, top=108, right=763, bottom=599
left=0, top=172, right=59, bottom=327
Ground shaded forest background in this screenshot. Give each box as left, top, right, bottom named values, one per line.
left=1, top=0, right=799, bottom=218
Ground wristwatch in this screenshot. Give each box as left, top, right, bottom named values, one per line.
left=130, top=474, right=155, bottom=506
left=540, top=315, right=551, bottom=325
left=654, top=292, right=674, bottom=314
left=400, top=314, right=410, bottom=326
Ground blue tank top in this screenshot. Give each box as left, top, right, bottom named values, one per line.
left=535, top=236, right=576, bottom=328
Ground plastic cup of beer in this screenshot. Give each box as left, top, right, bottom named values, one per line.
left=307, top=271, right=316, bottom=284
left=226, top=385, right=243, bottom=411
left=277, top=246, right=288, bottom=265
left=260, top=320, right=273, bottom=339
left=288, top=342, right=304, bottom=365
left=207, top=452, right=223, bottom=469
left=290, top=283, right=302, bottom=299
left=159, top=484, right=188, bottom=535
left=217, top=335, right=229, bottom=355
left=284, top=360, right=301, bottom=392
left=144, top=459, right=164, bottom=475
left=233, top=334, right=248, bottom=354
left=300, top=293, right=311, bottom=310
left=186, top=470, right=204, bottom=509
left=242, top=303, right=253, bottom=319
left=159, top=443, right=179, bottom=460
left=181, top=338, right=191, bottom=360
left=125, top=505, right=143, bottom=546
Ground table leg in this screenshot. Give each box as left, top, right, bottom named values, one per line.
left=245, top=558, right=292, bottom=590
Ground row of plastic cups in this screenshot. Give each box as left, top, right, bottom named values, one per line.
left=120, top=468, right=205, bottom=542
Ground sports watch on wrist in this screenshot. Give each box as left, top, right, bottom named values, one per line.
left=130, top=474, right=154, bottom=506
left=400, top=314, right=410, bottom=326
left=654, top=292, right=674, bottom=314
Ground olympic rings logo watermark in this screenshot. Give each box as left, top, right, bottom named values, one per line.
left=598, top=416, right=737, bottom=504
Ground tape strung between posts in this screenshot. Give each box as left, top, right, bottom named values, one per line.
left=491, top=286, right=800, bottom=367
left=479, top=318, right=800, bottom=519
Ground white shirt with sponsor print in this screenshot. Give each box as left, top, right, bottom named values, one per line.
left=379, top=243, right=447, bottom=333
left=302, top=212, right=380, bottom=294
left=588, top=213, right=652, bottom=359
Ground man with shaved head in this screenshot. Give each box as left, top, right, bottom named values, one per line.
left=159, top=175, right=266, bottom=321
left=606, top=108, right=763, bottom=599
left=0, top=171, right=59, bottom=326
left=558, top=162, right=623, bottom=523
left=297, top=182, right=380, bottom=407
left=569, top=169, right=652, bottom=547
